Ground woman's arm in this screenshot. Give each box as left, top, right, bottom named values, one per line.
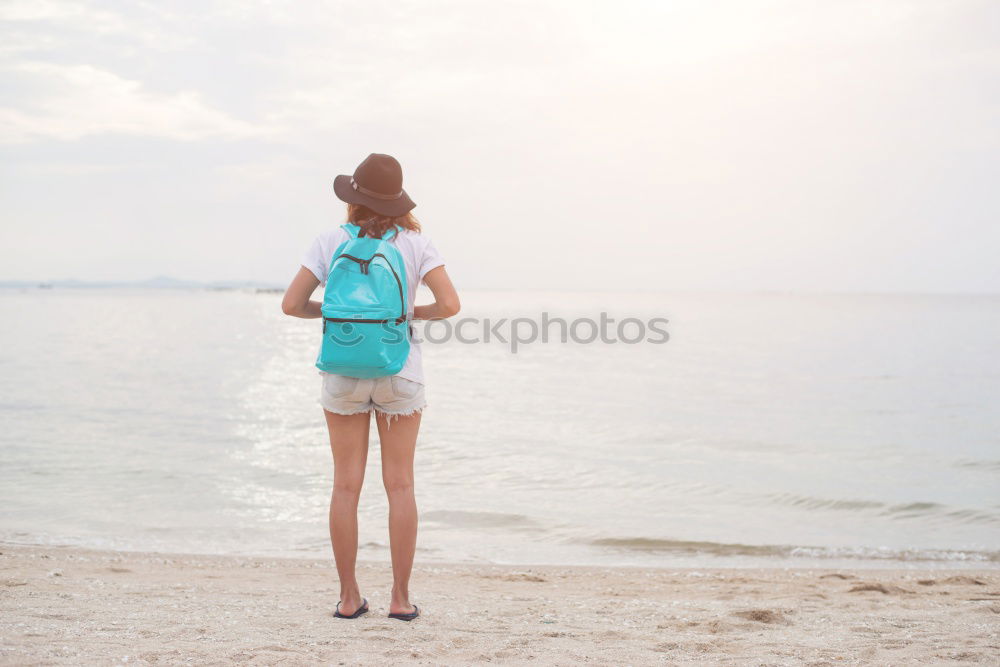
left=281, top=266, right=323, bottom=318
left=413, top=265, right=460, bottom=320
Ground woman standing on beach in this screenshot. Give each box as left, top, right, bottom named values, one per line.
left=281, top=153, right=460, bottom=621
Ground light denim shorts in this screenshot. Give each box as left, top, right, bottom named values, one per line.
left=320, top=373, right=426, bottom=420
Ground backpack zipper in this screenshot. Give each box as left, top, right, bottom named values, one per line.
left=324, top=252, right=406, bottom=330
left=336, top=254, right=371, bottom=274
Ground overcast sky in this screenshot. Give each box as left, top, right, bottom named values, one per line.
left=1, top=0, right=997, bottom=292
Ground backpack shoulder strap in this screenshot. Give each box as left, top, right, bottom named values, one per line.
left=341, top=222, right=399, bottom=241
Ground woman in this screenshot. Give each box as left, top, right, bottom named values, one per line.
left=281, top=153, right=460, bottom=621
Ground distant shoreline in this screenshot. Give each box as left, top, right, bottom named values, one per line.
left=0, top=278, right=284, bottom=290
left=2, top=282, right=999, bottom=298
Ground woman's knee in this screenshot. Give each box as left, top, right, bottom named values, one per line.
left=382, top=475, right=414, bottom=497
left=333, top=477, right=365, bottom=498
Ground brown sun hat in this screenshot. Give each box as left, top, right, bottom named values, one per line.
left=333, top=153, right=416, bottom=217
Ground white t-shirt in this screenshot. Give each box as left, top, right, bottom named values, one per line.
left=300, top=226, right=445, bottom=385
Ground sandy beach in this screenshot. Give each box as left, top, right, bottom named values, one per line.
left=0, top=544, right=996, bottom=665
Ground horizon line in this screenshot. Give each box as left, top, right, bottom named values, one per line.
left=0, top=277, right=997, bottom=298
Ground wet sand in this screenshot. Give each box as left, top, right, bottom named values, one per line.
left=1, top=544, right=997, bottom=665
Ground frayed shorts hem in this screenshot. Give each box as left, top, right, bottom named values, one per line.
left=376, top=403, right=426, bottom=422
left=319, top=403, right=373, bottom=417
left=319, top=401, right=427, bottom=418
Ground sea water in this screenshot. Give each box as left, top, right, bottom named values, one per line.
left=1, top=287, right=997, bottom=569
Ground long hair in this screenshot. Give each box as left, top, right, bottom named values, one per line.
left=346, top=203, right=421, bottom=239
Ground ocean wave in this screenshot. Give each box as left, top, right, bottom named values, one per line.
left=953, top=458, right=1000, bottom=472
left=586, top=537, right=1000, bottom=562
left=421, top=510, right=544, bottom=530
left=761, top=492, right=884, bottom=512
left=758, top=492, right=1000, bottom=524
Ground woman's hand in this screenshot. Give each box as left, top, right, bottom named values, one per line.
left=413, top=266, right=460, bottom=320
left=281, top=266, right=322, bottom=318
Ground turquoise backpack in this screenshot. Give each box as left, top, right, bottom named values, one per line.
left=315, top=223, right=410, bottom=378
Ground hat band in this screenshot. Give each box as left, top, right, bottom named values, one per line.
left=351, top=177, right=402, bottom=201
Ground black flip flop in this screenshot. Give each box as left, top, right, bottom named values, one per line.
left=334, top=597, right=369, bottom=619
left=388, top=604, right=419, bottom=621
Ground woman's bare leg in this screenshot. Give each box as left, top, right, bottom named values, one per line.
left=376, top=411, right=421, bottom=615
left=324, top=409, right=372, bottom=615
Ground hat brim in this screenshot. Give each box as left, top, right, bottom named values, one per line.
left=333, top=174, right=416, bottom=217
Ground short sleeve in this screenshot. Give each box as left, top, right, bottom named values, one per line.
left=300, top=235, right=327, bottom=284
left=418, top=237, right=446, bottom=283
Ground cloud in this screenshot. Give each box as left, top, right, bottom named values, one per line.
left=0, top=0, right=126, bottom=29
left=0, top=62, right=267, bottom=142
left=0, top=0, right=997, bottom=290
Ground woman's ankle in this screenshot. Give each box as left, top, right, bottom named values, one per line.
left=339, top=583, right=362, bottom=600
